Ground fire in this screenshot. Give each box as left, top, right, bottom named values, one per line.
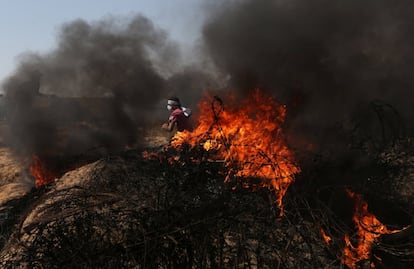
left=170, top=89, right=300, bottom=214
left=342, top=190, right=403, bottom=268
left=320, top=228, right=332, bottom=245
left=30, top=154, right=60, bottom=187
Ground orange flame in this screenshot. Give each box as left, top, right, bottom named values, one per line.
left=30, top=154, right=59, bottom=187
left=342, top=190, right=402, bottom=268
left=320, top=228, right=332, bottom=245
left=170, top=89, right=300, bottom=214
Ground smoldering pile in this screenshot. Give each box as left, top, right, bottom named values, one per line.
left=1, top=134, right=413, bottom=268
left=0, top=148, right=336, bottom=268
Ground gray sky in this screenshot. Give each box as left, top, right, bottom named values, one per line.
left=0, top=0, right=207, bottom=85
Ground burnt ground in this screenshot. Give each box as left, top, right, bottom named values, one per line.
left=0, top=127, right=414, bottom=268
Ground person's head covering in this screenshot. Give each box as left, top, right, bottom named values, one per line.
left=167, top=97, right=181, bottom=106
left=166, top=96, right=181, bottom=111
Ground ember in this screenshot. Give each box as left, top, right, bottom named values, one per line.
left=170, top=89, right=300, bottom=214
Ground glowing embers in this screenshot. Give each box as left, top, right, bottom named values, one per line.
left=30, top=154, right=61, bottom=187
left=342, top=190, right=403, bottom=269
left=170, top=89, right=300, bottom=214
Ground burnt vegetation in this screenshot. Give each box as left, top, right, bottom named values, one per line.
left=1, top=98, right=414, bottom=268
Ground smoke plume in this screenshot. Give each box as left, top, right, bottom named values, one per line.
left=4, top=1, right=414, bottom=163
left=202, top=0, right=414, bottom=152
left=2, top=15, right=179, bottom=158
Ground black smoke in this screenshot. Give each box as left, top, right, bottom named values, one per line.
left=5, top=1, right=414, bottom=162
left=202, top=0, right=414, bottom=153
left=2, top=15, right=178, bottom=158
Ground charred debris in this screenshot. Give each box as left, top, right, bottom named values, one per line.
left=0, top=94, right=414, bottom=269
